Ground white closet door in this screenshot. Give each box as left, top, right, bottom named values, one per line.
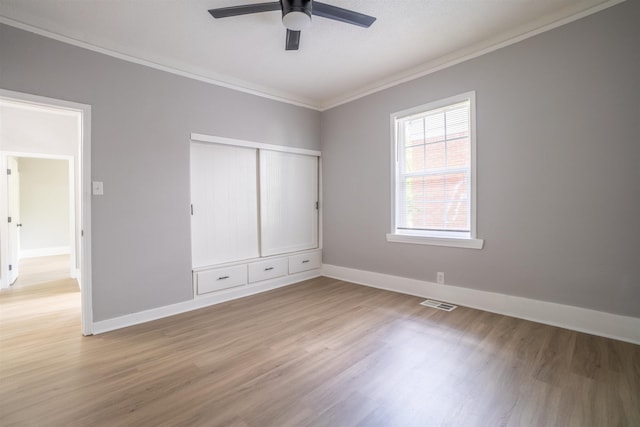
left=190, top=142, right=259, bottom=268
left=260, top=150, right=318, bottom=257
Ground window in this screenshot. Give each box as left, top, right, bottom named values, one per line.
left=387, top=92, right=483, bottom=249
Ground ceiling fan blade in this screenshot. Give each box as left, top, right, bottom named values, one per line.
left=208, top=2, right=280, bottom=19
left=285, top=29, right=301, bottom=50
left=312, top=1, right=376, bottom=28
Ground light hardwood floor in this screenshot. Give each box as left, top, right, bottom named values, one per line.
left=11, top=255, right=71, bottom=288
left=1, top=275, right=639, bottom=426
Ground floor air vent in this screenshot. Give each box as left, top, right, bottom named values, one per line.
left=420, top=299, right=457, bottom=312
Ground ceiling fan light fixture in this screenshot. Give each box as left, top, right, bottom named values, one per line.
left=282, top=10, right=311, bottom=31
left=208, top=0, right=376, bottom=51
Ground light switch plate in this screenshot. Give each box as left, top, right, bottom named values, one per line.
left=92, top=181, right=104, bottom=195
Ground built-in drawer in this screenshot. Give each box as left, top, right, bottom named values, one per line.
left=289, top=250, right=322, bottom=274
left=196, top=264, right=247, bottom=295
left=248, top=257, right=288, bottom=283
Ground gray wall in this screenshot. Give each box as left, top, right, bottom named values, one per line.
left=0, top=24, right=321, bottom=321
left=2, top=0, right=638, bottom=322
left=321, top=0, right=640, bottom=318
left=18, top=158, right=70, bottom=253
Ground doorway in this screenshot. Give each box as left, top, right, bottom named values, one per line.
left=6, top=155, right=76, bottom=283
left=0, top=89, right=93, bottom=335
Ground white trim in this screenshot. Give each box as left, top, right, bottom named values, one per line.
left=0, top=155, right=19, bottom=286
left=80, top=102, right=93, bottom=335
left=190, top=133, right=321, bottom=157
left=0, top=1, right=625, bottom=111
left=92, top=269, right=321, bottom=334
left=0, top=88, right=93, bottom=336
left=318, top=157, right=323, bottom=250
left=321, top=264, right=640, bottom=345
left=320, top=0, right=627, bottom=110
left=0, top=89, right=90, bottom=114
left=390, top=91, right=481, bottom=247
left=0, top=98, right=80, bottom=116
left=386, top=233, right=484, bottom=249
left=20, top=246, right=71, bottom=258
left=0, top=16, right=319, bottom=111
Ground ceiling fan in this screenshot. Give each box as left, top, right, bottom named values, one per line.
left=208, top=0, right=376, bottom=51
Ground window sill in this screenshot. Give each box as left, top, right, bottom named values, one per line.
left=386, top=233, right=484, bottom=249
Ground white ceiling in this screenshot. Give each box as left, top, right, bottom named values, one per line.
left=0, top=0, right=617, bottom=110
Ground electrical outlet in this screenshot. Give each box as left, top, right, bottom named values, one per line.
left=437, top=272, right=445, bottom=284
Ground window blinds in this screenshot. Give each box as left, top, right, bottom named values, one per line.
left=397, top=100, right=471, bottom=234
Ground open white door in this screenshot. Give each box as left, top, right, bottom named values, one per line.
left=7, top=156, right=21, bottom=285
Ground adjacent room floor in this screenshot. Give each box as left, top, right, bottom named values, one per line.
left=1, top=274, right=638, bottom=426
left=10, top=254, right=71, bottom=288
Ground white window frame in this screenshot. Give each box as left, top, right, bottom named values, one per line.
left=387, top=91, right=484, bottom=249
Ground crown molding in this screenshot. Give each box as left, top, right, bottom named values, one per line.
left=319, top=0, right=626, bottom=111
left=1, top=0, right=626, bottom=112
left=0, top=16, right=321, bottom=111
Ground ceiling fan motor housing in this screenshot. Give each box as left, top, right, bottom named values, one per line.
left=282, top=0, right=312, bottom=30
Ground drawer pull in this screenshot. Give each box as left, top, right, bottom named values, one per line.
left=264, top=267, right=274, bottom=271
left=217, top=276, right=230, bottom=280
left=302, top=260, right=310, bottom=263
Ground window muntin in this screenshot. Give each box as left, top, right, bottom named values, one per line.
left=390, top=92, right=481, bottom=247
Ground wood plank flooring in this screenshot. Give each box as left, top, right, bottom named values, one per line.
left=11, top=255, right=71, bottom=289
left=1, top=276, right=639, bottom=426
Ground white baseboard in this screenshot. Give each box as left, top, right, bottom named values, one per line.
left=92, top=269, right=321, bottom=335
left=20, top=246, right=70, bottom=258
left=322, top=264, right=640, bottom=345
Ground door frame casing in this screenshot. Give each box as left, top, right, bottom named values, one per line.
left=0, top=88, right=93, bottom=335
left=5, top=155, right=21, bottom=284
left=2, top=153, right=76, bottom=280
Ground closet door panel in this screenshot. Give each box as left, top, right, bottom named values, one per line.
left=260, top=150, right=318, bottom=257
left=190, top=142, right=259, bottom=268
